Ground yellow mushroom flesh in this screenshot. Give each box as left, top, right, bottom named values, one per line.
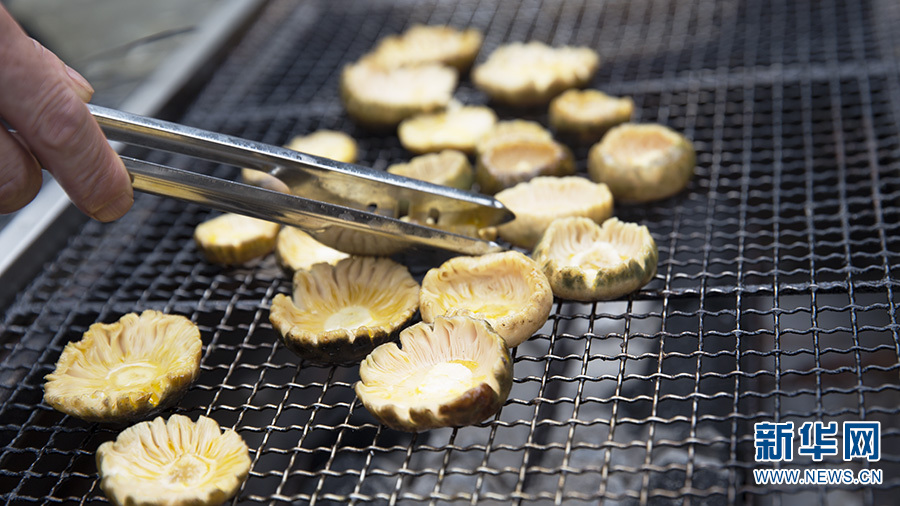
left=43, top=310, right=201, bottom=423
left=419, top=251, right=553, bottom=347
left=356, top=316, right=513, bottom=432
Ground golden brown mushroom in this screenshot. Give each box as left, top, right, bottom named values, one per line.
left=475, top=119, right=553, bottom=154
left=419, top=251, right=553, bottom=347
left=365, top=24, right=483, bottom=72
left=43, top=310, right=201, bottom=423
left=284, top=129, right=358, bottom=163
left=532, top=217, right=658, bottom=301
left=356, top=315, right=513, bottom=432
left=269, top=256, right=419, bottom=363
left=241, top=129, right=358, bottom=193
left=193, top=213, right=279, bottom=265
left=398, top=105, right=497, bottom=154
left=494, top=176, right=614, bottom=249
left=274, top=227, right=350, bottom=272
left=472, top=41, right=599, bottom=106
left=96, top=415, right=250, bottom=506
left=387, top=150, right=474, bottom=190
left=475, top=135, right=574, bottom=194
left=340, top=60, right=457, bottom=128
left=549, top=89, right=634, bottom=142
left=587, top=123, right=696, bottom=202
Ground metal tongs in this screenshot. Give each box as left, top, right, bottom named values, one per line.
left=90, top=105, right=513, bottom=255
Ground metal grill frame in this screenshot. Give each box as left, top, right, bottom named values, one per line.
left=2, top=0, right=900, bottom=504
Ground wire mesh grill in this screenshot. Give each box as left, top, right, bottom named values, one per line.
left=2, top=0, right=900, bottom=504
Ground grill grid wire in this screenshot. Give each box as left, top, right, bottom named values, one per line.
left=3, top=0, right=900, bottom=504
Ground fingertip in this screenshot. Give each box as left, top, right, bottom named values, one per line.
left=82, top=152, right=134, bottom=222
left=89, top=188, right=133, bottom=222
left=65, top=65, right=94, bottom=103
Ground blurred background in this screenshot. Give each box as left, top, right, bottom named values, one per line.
left=5, top=0, right=222, bottom=108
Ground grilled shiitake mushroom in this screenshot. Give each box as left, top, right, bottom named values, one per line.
left=341, top=60, right=457, bottom=128
left=193, top=213, right=279, bottom=265
left=398, top=105, right=497, bottom=155
left=549, top=89, right=634, bottom=142
left=364, top=24, right=483, bottom=72
left=472, top=41, right=599, bottom=106
left=587, top=123, right=696, bottom=202
left=269, top=256, right=419, bottom=363
left=532, top=217, right=658, bottom=301
left=387, top=150, right=474, bottom=190
left=96, top=415, right=250, bottom=506
left=44, top=310, right=201, bottom=423
left=419, top=251, right=553, bottom=347
left=493, top=176, right=614, bottom=249
left=275, top=227, right=349, bottom=273
left=242, top=129, right=358, bottom=192
left=356, top=315, right=513, bottom=432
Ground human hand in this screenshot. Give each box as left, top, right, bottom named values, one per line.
left=0, top=5, right=133, bottom=221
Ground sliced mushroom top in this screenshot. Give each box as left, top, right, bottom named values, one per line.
left=493, top=176, right=614, bottom=248
left=341, top=61, right=458, bottom=127
left=284, top=129, right=358, bottom=163
left=473, top=41, right=600, bottom=105
left=356, top=315, right=513, bottom=432
left=269, top=256, right=419, bottom=363
left=44, top=310, right=201, bottom=423
left=387, top=150, right=474, bottom=190
left=398, top=105, right=497, bottom=154
left=96, top=414, right=250, bottom=506
left=419, top=251, right=553, bottom=347
left=365, top=24, right=483, bottom=71
left=275, top=226, right=350, bottom=272
left=193, top=213, right=279, bottom=265
left=587, top=123, right=696, bottom=202
left=533, top=217, right=658, bottom=301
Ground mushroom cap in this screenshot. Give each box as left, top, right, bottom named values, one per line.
left=341, top=60, right=458, bottom=128
left=284, top=130, right=358, bottom=163
left=275, top=226, right=350, bottom=272
left=398, top=105, right=497, bottom=154
left=475, top=136, right=575, bottom=194
left=587, top=123, right=696, bottom=202
left=96, top=414, right=250, bottom=506
left=532, top=217, right=658, bottom=301
left=420, top=251, right=553, bottom=347
left=269, top=256, right=419, bottom=363
left=193, top=213, right=280, bottom=265
left=494, top=176, right=614, bottom=249
left=364, top=24, right=483, bottom=72
left=356, top=315, right=513, bottom=432
left=240, top=168, right=291, bottom=194
left=43, top=310, right=201, bottom=423
left=387, top=150, right=474, bottom=190
left=475, top=119, right=553, bottom=154
left=472, top=41, right=600, bottom=106
left=309, top=226, right=408, bottom=256
left=549, top=89, right=634, bottom=142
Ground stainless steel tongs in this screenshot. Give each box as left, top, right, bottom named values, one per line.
left=89, top=105, right=513, bottom=255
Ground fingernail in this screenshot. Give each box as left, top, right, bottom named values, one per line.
left=91, top=190, right=133, bottom=222
left=65, top=65, right=94, bottom=102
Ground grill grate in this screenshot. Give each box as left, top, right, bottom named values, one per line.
left=3, top=0, right=900, bottom=504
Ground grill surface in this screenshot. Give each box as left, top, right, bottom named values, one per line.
left=2, top=0, right=900, bottom=504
